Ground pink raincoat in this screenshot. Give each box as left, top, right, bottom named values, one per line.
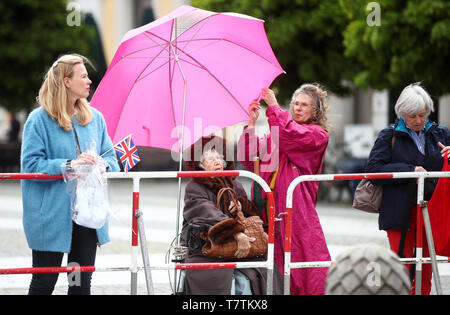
left=238, top=105, right=331, bottom=295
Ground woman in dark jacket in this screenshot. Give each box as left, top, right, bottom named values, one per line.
left=180, top=135, right=270, bottom=295
left=366, top=83, right=450, bottom=295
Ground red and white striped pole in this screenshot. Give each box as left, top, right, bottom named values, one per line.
left=265, top=191, right=275, bottom=293
left=0, top=173, right=62, bottom=180
left=415, top=201, right=424, bottom=295
left=130, top=177, right=140, bottom=295
left=283, top=205, right=292, bottom=295
left=0, top=265, right=95, bottom=275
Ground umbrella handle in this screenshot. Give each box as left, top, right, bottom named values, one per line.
left=256, top=90, right=262, bottom=102
left=142, top=125, right=151, bottom=147
left=254, top=157, right=260, bottom=176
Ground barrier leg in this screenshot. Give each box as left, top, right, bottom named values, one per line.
left=172, top=177, right=183, bottom=293
left=415, top=176, right=424, bottom=295
left=266, top=192, right=276, bottom=295
left=420, top=201, right=443, bottom=295
left=266, top=245, right=274, bottom=295
left=131, top=179, right=139, bottom=295
left=283, top=208, right=292, bottom=295
left=416, top=206, right=424, bottom=296
left=136, top=209, right=155, bottom=295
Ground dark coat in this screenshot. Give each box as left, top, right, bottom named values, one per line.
left=180, top=135, right=271, bottom=295
left=181, top=179, right=268, bottom=295
left=366, top=118, right=450, bottom=231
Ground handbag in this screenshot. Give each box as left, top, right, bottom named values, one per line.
left=352, top=179, right=383, bottom=213
left=428, top=156, right=450, bottom=256
left=201, top=187, right=268, bottom=259
left=352, top=127, right=396, bottom=213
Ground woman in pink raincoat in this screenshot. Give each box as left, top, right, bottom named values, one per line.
left=238, top=84, right=331, bottom=295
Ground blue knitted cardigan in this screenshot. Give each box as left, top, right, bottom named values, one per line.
left=20, top=107, right=119, bottom=252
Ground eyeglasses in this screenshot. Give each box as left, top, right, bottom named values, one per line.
left=202, top=152, right=224, bottom=164
left=200, top=149, right=228, bottom=168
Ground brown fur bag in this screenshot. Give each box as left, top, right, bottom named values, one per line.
left=201, top=188, right=268, bottom=259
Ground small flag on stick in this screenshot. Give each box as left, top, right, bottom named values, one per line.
left=114, top=134, right=140, bottom=172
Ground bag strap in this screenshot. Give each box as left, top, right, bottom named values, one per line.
left=72, top=121, right=81, bottom=156
left=216, top=187, right=241, bottom=217
left=397, top=230, right=407, bottom=258
left=391, top=126, right=396, bottom=150
left=216, top=187, right=239, bottom=208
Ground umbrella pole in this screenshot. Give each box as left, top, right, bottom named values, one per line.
left=173, top=163, right=183, bottom=293
left=173, top=56, right=188, bottom=294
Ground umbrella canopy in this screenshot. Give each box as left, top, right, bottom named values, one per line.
left=91, top=5, right=284, bottom=153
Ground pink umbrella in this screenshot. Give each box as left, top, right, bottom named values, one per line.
left=91, top=5, right=284, bottom=156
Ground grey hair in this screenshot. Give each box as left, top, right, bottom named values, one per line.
left=289, top=83, right=330, bottom=131
left=395, top=83, right=434, bottom=118
left=199, top=148, right=227, bottom=169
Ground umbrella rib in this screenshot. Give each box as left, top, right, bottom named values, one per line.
left=116, top=32, right=172, bottom=64
left=177, top=15, right=213, bottom=53
left=120, top=42, right=168, bottom=59
left=173, top=45, right=249, bottom=116
left=176, top=56, right=206, bottom=71
left=112, top=50, right=169, bottom=141
left=122, top=36, right=280, bottom=76
left=169, top=14, right=276, bottom=71
left=141, top=26, right=248, bottom=116
left=125, top=56, right=170, bottom=59
left=105, top=41, right=169, bottom=76
left=111, top=18, right=282, bottom=84
left=177, top=37, right=282, bottom=71
left=178, top=39, right=222, bottom=59
left=133, top=42, right=171, bottom=82
left=136, top=30, right=275, bottom=117
left=143, top=30, right=184, bottom=130
left=143, top=32, right=171, bottom=55
left=135, top=59, right=171, bottom=82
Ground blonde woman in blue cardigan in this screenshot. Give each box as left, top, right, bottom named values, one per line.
left=20, top=54, right=119, bottom=295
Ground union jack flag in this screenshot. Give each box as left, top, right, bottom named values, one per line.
left=114, top=134, right=140, bottom=172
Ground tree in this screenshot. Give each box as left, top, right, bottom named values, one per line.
left=341, top=0, right=450, bottom=97
left=0, top=0, right=95, bottom=113
left=191, top=0, right=357, bottom=104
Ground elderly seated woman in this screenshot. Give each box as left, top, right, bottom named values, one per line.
left=180, top=135, right=268, bottom=295
left=366, top=82, right=450, bottom=295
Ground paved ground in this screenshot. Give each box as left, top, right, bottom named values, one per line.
left=0, top=177, right=448, bottom=295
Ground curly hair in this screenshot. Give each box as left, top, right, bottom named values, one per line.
left=289, top=83, right=330, bottom=132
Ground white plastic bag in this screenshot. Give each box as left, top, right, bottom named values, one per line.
left=62, top=141, right=111, bottom=229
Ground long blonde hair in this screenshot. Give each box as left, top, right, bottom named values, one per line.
left=38, top=54, right=93, bottom=131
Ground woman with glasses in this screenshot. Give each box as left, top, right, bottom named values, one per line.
left=180, top=135, right=273, bottom=295
left=238, top=84, right=331, bottom=295
left=366, top=83, right=450, bottom=295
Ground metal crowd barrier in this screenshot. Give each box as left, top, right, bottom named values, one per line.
left=0, top=170, right=276, bottom=295
left=3, top=171, right=450, bottom=295
left=283, top=171, right=450, bottom=295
